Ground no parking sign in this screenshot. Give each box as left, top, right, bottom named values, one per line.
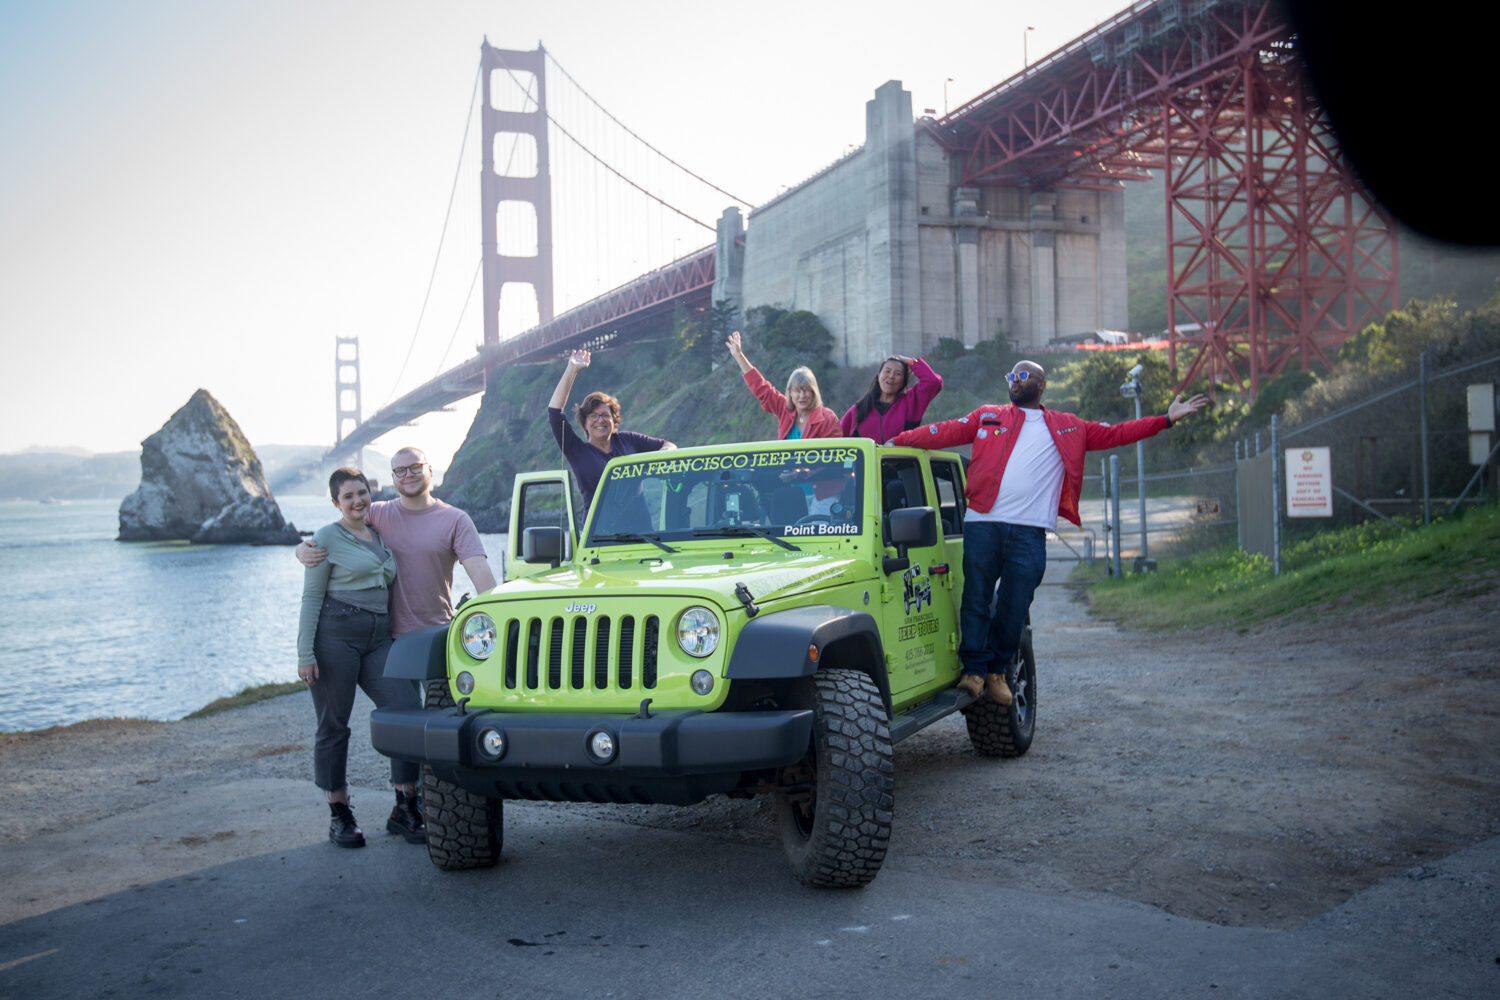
left=1286, top=447, right=1332, bottom=517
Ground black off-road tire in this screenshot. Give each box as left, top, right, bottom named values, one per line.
left=774, top=668, right=895, bottom=889
left=962, top=627, right=1036, bottom=757
left=420, top=679, right=502, bottom=870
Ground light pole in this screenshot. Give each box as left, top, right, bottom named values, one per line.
left=1024, top=25, right=1035, bottom=68
left=1120, top=364, right=1150, bottom=567
left=944, top=77, right=954, bottom=115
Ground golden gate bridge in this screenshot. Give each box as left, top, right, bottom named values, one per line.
left=329, top=0, right=1397, bottom=461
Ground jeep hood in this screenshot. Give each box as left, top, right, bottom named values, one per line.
left=489, top=551, right=866, bottom=609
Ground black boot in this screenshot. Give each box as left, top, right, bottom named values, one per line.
left=329, top=800, right=365, bottom=848
left=386, top=789, right=426, bottom=844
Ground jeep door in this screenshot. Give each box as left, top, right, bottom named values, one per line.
left=505, top=470, right=578, bottom=581
left=877, top=455, right=963, bottom=702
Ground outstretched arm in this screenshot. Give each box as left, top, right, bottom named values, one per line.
left=1165, top=393, right=1209, bottom=426
left=725, top=330, right=753, bottom=375
left=548, top=349, right=590, bottom=411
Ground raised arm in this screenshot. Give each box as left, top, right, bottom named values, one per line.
left=548, top=349, right=591, bottom=411
left=905, top=356, right=945, bottom=417
left=725, top=330, right=753, bottom=375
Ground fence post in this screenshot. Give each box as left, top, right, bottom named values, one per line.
left=1420, top=350, right=1431, bottom=524
left=1110, top=454, right=1123, bottom=578
left=1101, top=457, right=1112, bottom=576
left=1234, top=439, right=1244, bottom=550
left=1271, top=414, right=1282, bottom=577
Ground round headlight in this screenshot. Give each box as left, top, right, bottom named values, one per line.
left=461, top=613, right=496, bottom=659
left=677, top=607, right=720, bottom=658
left=455, top=671, right=475, bottom=695
left=477, top=727, right=506, bottom=759
left=586, top=728, right=617, bottom=764
left=691, top=669, right=715, bottom=696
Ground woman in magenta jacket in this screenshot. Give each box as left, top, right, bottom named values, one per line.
left=839, top=355, right=944, bottom=441
left=725, top=330, right=841, bottom=440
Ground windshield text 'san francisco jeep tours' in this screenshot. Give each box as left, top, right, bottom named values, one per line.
left=371, top=439, right=1036, bottom=888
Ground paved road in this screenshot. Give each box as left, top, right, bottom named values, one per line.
left=1, top=793, right=1495, bottom=999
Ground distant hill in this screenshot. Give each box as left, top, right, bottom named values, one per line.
left=0, top=451, right=141, bottom=501
left=0, top=445, right=390, bottom=502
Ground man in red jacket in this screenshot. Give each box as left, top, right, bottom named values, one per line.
left=891, top=360, right=1207, bottom=705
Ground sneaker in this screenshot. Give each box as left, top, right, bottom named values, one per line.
left=986, top=671, right=1013, bottom=707
left=386, top=790, right=426, bottom=844
left=329, top=801, right=365, bottom=848
left=955, top=673, right=984, bottom=698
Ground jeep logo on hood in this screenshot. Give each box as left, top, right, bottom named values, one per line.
left=564, top=601, right=597, bottom=614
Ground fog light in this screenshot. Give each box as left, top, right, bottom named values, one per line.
left=478, top=727, right=506, bottom=760
left=456, top=671, right=475, bottom=695
left=586, top=728, right=617, bottom=764
left=691, top=669, right=714, bottom=696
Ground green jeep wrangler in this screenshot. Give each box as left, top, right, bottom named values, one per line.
left=370, top=438, right=1035, bottom=888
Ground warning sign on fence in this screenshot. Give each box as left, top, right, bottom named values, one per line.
left=1196, top=498, right=1220, bottom=516
left=1286, top=447, right=1332, bottom=517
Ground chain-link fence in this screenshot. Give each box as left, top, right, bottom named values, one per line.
left=1059, top=350, right=1500, bottom=577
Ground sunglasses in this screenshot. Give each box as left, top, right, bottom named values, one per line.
left=1004, top=371, right=1036, bottom=384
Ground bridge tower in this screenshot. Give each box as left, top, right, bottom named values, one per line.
left=334, top=336, right=364, bottom=469
left=481, top=42, right=554, bottom=355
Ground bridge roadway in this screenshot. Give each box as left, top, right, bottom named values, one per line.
left=328, top=244, right=715, bottom=459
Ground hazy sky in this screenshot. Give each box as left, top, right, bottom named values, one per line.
left=1, top=0, right=1129, bottom=468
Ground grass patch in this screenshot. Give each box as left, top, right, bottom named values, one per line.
left=1083, top=502, right=1500, bottom=631
left=185, top=681, right=305, bottom=719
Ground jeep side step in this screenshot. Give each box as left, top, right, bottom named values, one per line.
left=889, top=687, right=977, bottom=744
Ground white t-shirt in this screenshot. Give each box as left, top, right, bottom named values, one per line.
left=968, top=408, right=1065, bottom=530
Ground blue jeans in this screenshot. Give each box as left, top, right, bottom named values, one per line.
left=959, top=521, right=1046, bottom=677
left=309, top=597, right=420, bottom=791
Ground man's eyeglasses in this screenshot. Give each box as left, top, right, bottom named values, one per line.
left=392, top=464, right=427, bottom=478
left=1004, top=371, right=1035, bottom=384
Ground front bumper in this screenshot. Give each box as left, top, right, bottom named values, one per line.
left=370, top=704, right=813, bottom=805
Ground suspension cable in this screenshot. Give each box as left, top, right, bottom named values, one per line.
left=383, top=62, right=482, bottom=406
left=435, top=258, right=484, bottom=375
left=546, top=51, right=755, bottom=209
left=494, top=62, right=717, bottom=232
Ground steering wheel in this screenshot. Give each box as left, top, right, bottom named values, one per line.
left=794, top=514, right=833, bottom=526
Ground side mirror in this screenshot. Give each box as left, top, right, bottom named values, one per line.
left=884, top=506, right=937, bottom=573
left=523, top=526, right=564, bottom=567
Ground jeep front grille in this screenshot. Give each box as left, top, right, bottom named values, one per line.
left=500, top=614, right=660, bottom=692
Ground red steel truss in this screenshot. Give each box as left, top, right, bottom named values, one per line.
left=929, top=0, right=1398, bottom=399
left=1162, top=49, right=1397, bottom=395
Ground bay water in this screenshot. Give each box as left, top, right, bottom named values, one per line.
left=0, top=496, right=506, bottom=733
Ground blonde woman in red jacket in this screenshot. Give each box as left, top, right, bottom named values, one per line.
left=892, top=359, right=1206, bottom=706
left=725, top=330, right=841, bottom=440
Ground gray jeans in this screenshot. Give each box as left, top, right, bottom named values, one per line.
left=309, top=596, right=419, bottom=791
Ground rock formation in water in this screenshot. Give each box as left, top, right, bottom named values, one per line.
left=118, top=389, right=301, bottom=544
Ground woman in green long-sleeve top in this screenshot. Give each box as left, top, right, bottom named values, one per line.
left=296, top=467, right=425, bottom=849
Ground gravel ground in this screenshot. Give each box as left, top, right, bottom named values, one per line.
left=4, top=569, right=1497, bottom=929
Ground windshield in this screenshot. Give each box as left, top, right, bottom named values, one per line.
left=586, top=445, right=864, bottom=546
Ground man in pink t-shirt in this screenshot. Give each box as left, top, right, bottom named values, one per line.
left=299, top=447, right=496, bottom=635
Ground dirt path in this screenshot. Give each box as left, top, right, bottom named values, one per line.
left=4, top=569, right=1498, bottom=929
